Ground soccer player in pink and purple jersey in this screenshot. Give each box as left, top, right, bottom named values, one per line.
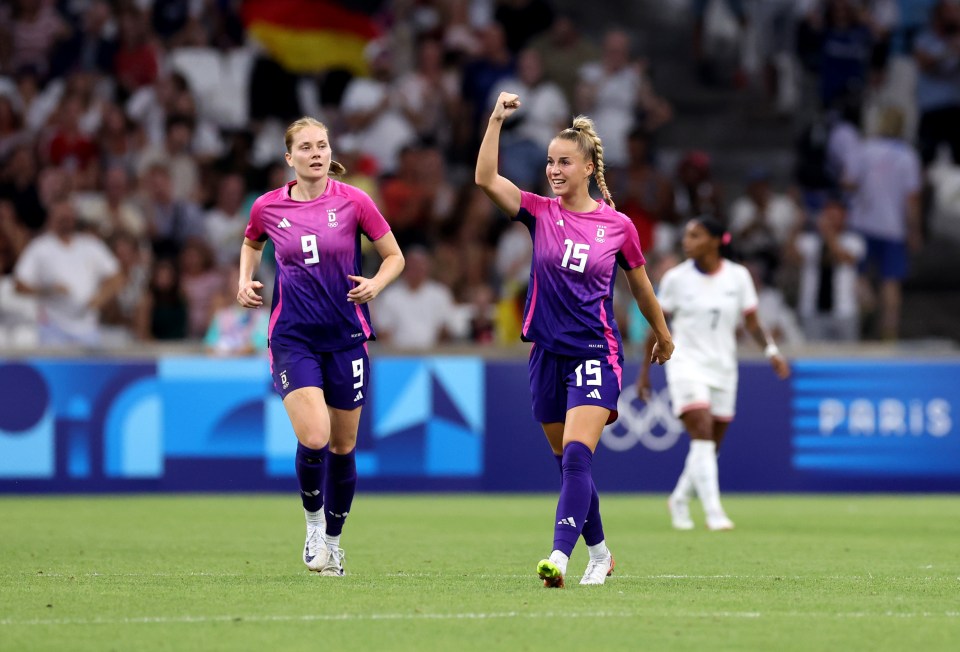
left=237, top=117, right=404, bottom=576
left=477, top=92, right=674, bottom=588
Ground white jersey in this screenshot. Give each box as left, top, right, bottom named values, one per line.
left=658, top=259, right=758, bottom=387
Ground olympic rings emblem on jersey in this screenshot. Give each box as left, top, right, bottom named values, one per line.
left=327, top=209, right=339, bottom=228
left=600, top=388, right=685, bottom=452
left=595, top=225, right=605, bottom=243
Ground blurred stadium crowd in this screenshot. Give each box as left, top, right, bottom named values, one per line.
left=0, top=0, right=957, bottom=353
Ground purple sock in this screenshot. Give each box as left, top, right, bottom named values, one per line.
left=295, top=443, right=327, bottom=513
left=553, top=441, right=594, bottom=557
left=581, top=480, right=605, bottom=546
left=555, top=451, right=604, bottom=545
left=324, top=448, right=357, bottom=537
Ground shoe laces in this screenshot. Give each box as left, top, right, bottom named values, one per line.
left=584, top=554, right=610, bottom=578
left=306, top=526, right=325, bottom=555
left=322, top=547, right=345, bottom=574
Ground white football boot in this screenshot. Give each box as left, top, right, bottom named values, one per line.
left=668, top=495, right=695, bottom=530
left=319, top=547, right=345, bottom=577
left=303, top=523, right=329, bottom=572
left=579, top=551, right=615, bottom=585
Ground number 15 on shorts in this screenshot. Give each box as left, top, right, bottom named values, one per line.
left=574, top=360, right=602, bottom=386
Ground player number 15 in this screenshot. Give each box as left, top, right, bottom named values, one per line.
left=561, top=239, right=590, bottom=273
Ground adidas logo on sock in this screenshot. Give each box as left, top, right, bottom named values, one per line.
left=277, top=218, right=292, bottom=228
left=353, top=390, right=363, bottom=402
left=587, top=389, right=602, bottom=400
left=557, top=516, right=577, bottom=527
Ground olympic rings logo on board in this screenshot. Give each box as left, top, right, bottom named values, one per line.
left=601, top=388, right=685, bottom=452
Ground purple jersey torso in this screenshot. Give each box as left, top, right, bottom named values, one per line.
left=245, top=179, right=391, bottom=351
left=515, top=191, right=646, bottom=357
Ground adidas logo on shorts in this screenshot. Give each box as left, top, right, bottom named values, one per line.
left=587, top=389, right=602, bottom=400
left=557, top=516, right=576, bottom=527
left=354, top=390, right=363, bottom=402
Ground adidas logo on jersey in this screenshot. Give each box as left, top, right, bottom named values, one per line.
left=557, top=516, right=576, bottom=527
left=354, top=390, right=363, bottom=402
left=556, top=219, right=564, bottom=226
left=587, top=389, right=602, bottom=400
left=277, top=218, right=292, bottom=229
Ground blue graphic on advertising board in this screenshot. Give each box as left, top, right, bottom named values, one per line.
left=1, top=356, right=958, bottom=493
left=0, top=356, right=484, bottom=492
left=791, top=360, right=958, bottom=476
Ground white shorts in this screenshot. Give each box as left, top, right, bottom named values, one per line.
left=667, top=376, right=737, bottom=421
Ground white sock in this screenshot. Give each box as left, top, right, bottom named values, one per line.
left=326, top=534, right=341, bottom=550
left=305, top=508, right=324, bottom=527
left=587, top=541, right=609, bottom=560
left=671, top=466, right=696, bottom=501
left=548, top=550, right=569, bottom=575
left=687, top=440, right=726, bottom=520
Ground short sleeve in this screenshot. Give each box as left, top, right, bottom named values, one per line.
left=355, top=189, right=391, bottom=241
left=244, top=195, right=269, bottom=242
left=616, top=218, right=646, bottom=270
left=90, top=238, right=120, bottom=278
left=373, top=289, right=399, bottom=334
left=13, top=242, right=42, bottom=286
left=843, top=233, right=867, bottom=261
left=516, top=191, right=547, bottom=226
left=903, top=149, right=922, bottom=194
left=656, top=269, right=677, bottom=314
left=738, top=265, right=759, bottom=314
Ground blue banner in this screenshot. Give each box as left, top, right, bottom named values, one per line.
left=0, top=355, right=957, bottom=493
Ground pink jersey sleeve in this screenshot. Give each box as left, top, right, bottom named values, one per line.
left=244, top=194, right=270, bottom=242
left=354, top=188, right=391, bottom=241
left=617, top=218, right=646, bottom=269
left=518, top=191, right=547, bottom=219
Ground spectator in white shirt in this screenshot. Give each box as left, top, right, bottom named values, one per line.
left=340, top=39, right=416, bottom=176
left=729, top=166, right=802, bottom=276
left=374, top=248, right=458, bottom=349
left=204, top=172, right=247, bottom=267
left=489, top=47, right=569, bottom=190
left=14, top=198, right=123, bottom=347
left=577, top=29, right=672, bottom=170
left=846, top=105, right=921, bottom=340
left=791, top=198, right=865, bottom=342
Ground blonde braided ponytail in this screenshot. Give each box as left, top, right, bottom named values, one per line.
left=559, top=115, right=615, bottom=209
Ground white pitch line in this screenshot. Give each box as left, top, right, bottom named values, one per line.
left=2, top=610, right=959, bottom=627
left=8, top=572, right=955, bottom=580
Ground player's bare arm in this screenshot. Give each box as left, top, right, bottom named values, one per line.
left=744, top=311, right=790, bottom=379
left=475, top=91, right=522, bottom=217
left=237, top=237, right=265, bottom=308
left=347, top=231, right=404, bottom=305
left=624, top=265, right=673, bottom=365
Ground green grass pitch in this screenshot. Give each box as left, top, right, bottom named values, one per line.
left=2, top=494, right=958, bottom=651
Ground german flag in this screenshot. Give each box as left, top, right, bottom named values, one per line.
left=242, top=0, right=383, bottom=75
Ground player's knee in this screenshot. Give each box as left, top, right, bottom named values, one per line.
left=328, top=442, right=356, bottom=455
left=299, top=433, right=330, bottom=450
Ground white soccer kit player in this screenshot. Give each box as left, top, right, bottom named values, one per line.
left=657, top=259, right=758, bottom=419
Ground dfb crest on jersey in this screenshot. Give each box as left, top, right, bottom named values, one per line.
left=595, top=225, right=606, bottom=243
left=327, top=209, right=338, bottom=228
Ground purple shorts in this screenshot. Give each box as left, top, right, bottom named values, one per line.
left=528, top=345, right=623, bottom=425
left=270, top=341, right=369, bottom=410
